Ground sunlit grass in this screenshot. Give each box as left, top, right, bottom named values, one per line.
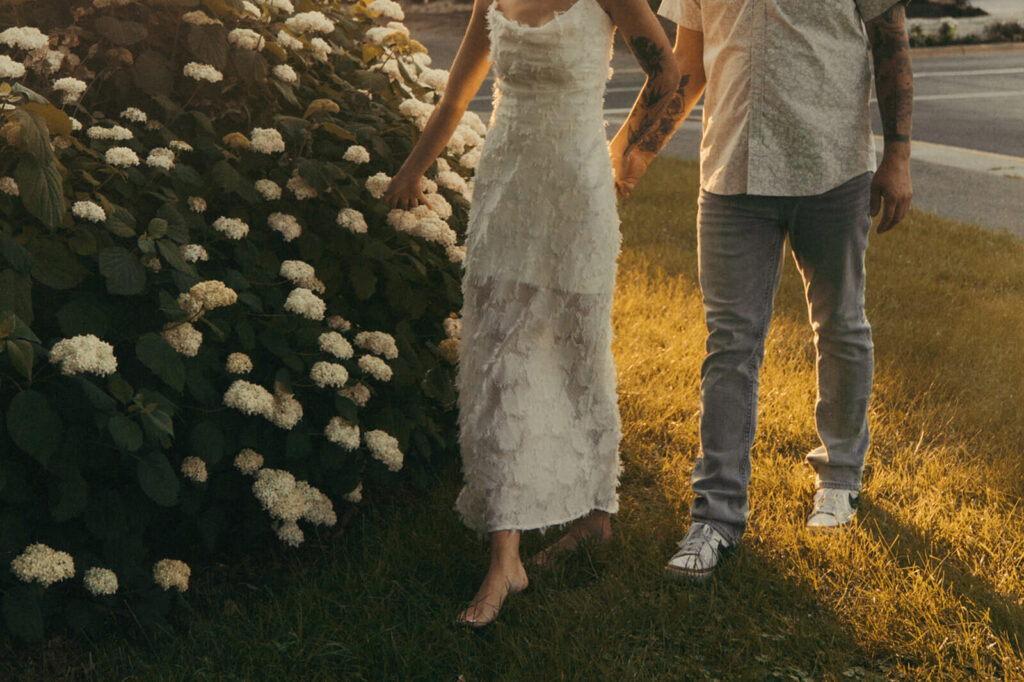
left=10, top=158, right=1024, bottom=680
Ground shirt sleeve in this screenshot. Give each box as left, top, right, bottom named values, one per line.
left=855, top=0, right=908, bottom=22
left=658, top=0, right=702, bottom=32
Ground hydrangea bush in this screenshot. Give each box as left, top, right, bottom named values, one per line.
left=0, top=0, right=472, bottom=640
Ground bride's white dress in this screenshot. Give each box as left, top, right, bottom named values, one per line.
left=454, top=0, right=622, bottom=533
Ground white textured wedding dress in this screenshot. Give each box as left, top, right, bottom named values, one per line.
left=454, top=0, right=622, bottom=533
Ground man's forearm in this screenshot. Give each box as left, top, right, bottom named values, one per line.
left=867, top=4, right=914, bottom=153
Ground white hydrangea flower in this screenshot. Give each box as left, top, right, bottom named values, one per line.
left=318, top=331, right=353, bottom=360
left=358, top=355, right=392, bottom=382
left=324, top=417, right=359, bottom=450
left=285, top=11, right=335, bottom=34
left=439, top=337, right=459, bottom=364
left=241, top=0, right=262, bottom=19
left=460, top=148, right=481, bottom=170
left=354, top=331, right=398, bottom=360
left=397, top=98, right=433, bottom=130
left=253, top=468, right=300, bottom=520
left=279, top=260, right=324, bottom=293
left=367, top=0, right=405, bottom=20
left=181, top=456, right=208, bottom=483
left=0, top=177, right=19, bottom=196
left=226, top=352, right=253, bottom=374
left=299, top=482, right=336, bottom=526
left=342, top=145, right=370, bottom=164
left=276, top=520, right=304, bottom=547
left=411, top=51, right=432, bottom=69
left=443, top=317, right=461, bottom=339
left=310, top=361, right=349, bottom=389
left=178, top=280, right=238, bottom=313
left=268, top=212, right=302, bottom=242
left=120, top=107, right=147, bottom=123
left=182, top=10, right=221, bottom=25
left=87, top=125, right=133, bottom=141
left=234, top=448, right=264, bottom=475
left=419, top=67, right=448, bottom=92
left=255, top=178, right=282, bottom=200
left=49, top=334, right=118, bottom=376
left=423, top=192, right=452, bottom=220
left=287, top=174, right=317, bottom=199
left=420, top=176, right=438, bottom=194
left=338, top=382, right=370, bottom=407
left=105, top=147, right=140, bottom=167
left=344, top=482, right=363, bottom=503
left=52, top=76, right=87, bottom=102
left=183, top=62, right=224, bottom=83
left=0, top=55, right=26, bottom=79
left=437, top=170, right=468, bottom=195
left=365, top=25, right=405, bottom=45
left=187, top=196, right=207, bottom=214
left=169, top=139, right=193, bottom=152
left=10, top=543, right=75, bottom=587
left=162, top=323, right=202, bottom=357
left=270, top=385, right=303, bottom=430
left=250, top=127, right=285, bottom=154
left=265, top=0, right=295, bottom=13
left=337, top=208, right=368, bottom=234
left=180, top=243, right=209, bottom=263
left=224, top=380, right=275, bottom=418
left=71, top=200, right=106, bottom=223
left=146, top=147, right=175, bottom=170
left=152, top=559, right=190, bottom=592
left=364, top=430, right=403, bottom=472
left=327, top=315, right=352, bottom=332
left=365, top=172, right=391, bottom=200
left=145, top=256, right=162, bottom=273
left=28, top=49, right=65, bottom=74
left=447, top=244, right=467, bottom=264
left=276, top=29, right=303, bottom=51
left=212, top=216, right=250, bottom=239
left=272, top=63, right=298, bottom=84
left=461, top=109, right=487, bottom=136
left=70, top=118, right=83, bottom=132
left=308, top=37, right=331, bottom=62
left=0, top=27, right=49, bottom=51
left=83, top=567, right=118, bottom=596
left=228, top=28, right=265, bottom=51
left=283, top=287, right=326, bottom=321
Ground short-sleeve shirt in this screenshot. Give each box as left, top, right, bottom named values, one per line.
left=659, top=0, right=901, bottom=196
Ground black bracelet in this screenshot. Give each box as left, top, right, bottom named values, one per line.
left=884, top=133, right=910, bottom=143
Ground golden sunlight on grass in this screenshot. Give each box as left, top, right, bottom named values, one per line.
left=614, top=158, right=1024, bottom=678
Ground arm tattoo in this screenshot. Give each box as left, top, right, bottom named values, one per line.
left=628, top=36, right=664, bottom=78
left=628, top=75, right=690, bottom=155
left=868, top=4, right=913, bottom=144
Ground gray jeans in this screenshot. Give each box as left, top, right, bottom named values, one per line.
left=693, top=172, right=874, bottom=544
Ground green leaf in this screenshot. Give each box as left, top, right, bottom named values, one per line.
left=157, top=239, right=197, bottom=276
left=74, top=376, right=116, bottom=413
left=67, top=228, right=98, bottom=256
left=56, top=298, right=110, bottom=338
left=210, top=160, right=241, bottom=193
left=297, top=158, right=329, bottom=192
left=6, top=390, right=62, bottom=465
left=13, top=157, right=64, bottom=228
left=137, top=451, right=180, bottom=507
left=5, top=339, right=34, bottom=380
left=421, top=366, right=456, bottom=404
left=27, top=236, right=89, bottom=289
left=98, top=199, right=137, bottom=238
left=136, top=333, right=185, bottom=392
left=98, top=247, right=146, bottom=295
left=108, top=414, right=143, bottom=452
left=0, top=270, right=33, bottom=324
left=13, top=108, right=51, bottom=160
left=349, top=261, right=376, bottom=299
left=132, top=50, right=174, bottom=96
left=96, top=17, right=149, bottom=45
left=156, top=202, right=189, bottom=243
left=108, top=374, right=134, bottom=404
left=3, top=586, right=44, bottom=642
left=22, top=102, right=72, bottom=137
left=232, top=49, right=268, bottom=83
left=147, top=218, right=169, bottom=239
left=187, top=24, right=229, bottom=70
left=0, top=230, right=33, bottom=273
left=189, top=420, right=225, bottom=465
left=51, top=474, right=88, bottom=522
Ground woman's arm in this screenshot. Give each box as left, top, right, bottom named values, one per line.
left=385, top=0, right=493, bottom=209
left=610, top=25, right=704, bottom=198
left=599, top=0, right=680, bottom=193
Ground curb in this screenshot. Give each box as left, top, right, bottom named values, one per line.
left=912, top=41, right=1024, bottom=57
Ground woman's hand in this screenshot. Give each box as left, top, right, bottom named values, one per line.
left=384, top=169, right=428, bottom=209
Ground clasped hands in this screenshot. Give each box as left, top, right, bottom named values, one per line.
left=611, top=143, right=655, bottom=200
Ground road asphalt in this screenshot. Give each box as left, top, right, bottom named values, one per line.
left=403, top=2, right=1024, bottom=239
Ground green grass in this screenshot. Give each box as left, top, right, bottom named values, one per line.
left=9, top=158, right=1024, bottom=680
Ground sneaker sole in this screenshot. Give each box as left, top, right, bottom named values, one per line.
left=663, top=563, right=714, bottom=583
left=806, top=512, right=857, bottom=531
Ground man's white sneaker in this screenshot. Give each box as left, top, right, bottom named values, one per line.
left=664, top=522, right=733, bottom=582
left=806, top=488, right=859, bottom=529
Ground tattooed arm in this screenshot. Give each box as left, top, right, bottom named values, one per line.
left=610, top=26, right=705, bottom=198
left=596, top=0, right=680, bottom=195
left=865, top=3, right=914, bottom=233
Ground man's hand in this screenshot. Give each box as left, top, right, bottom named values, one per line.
left=870, top=152, right=912, bottom=233
left=615, top=148, right=655, bottom=199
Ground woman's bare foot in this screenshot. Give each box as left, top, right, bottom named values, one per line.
left=457, top=530, right=529, bottom=628
left=531, top=510, right=612, bottom=569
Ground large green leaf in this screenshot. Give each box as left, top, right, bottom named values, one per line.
left=189, top=420, right=225, bottom=465
left=108, top=414, right=143, bottom=452
left=132, top=50, right=174, bottom=96
left=187, top=24, right=229, bottom=69
left=13, top=157, right=64, bottom=228
left=3, top=586, right=44, bottom=642
left=137, top=451, right=180, bottom=507
left=0, top=231, right=32, bottom=273
left=27, top=236, right=89, bottom=290
left=5, top=339, right=34, bottom=380
left=56, top=298, right=111, bottom=338
left=13, top=108, right=50, bottom=160
left=95, top=17, right=149, bottom=45
left=6, top=390, right=62, bottom=465
left=22, top=102, right=72, bottom=137
left=232, top=49, right=267, bottom=83
left=136, top=333, right=185, bottom=392
left=0, top=270, right=33, bottom=324
left=98, top=247, right=146, bottom=295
